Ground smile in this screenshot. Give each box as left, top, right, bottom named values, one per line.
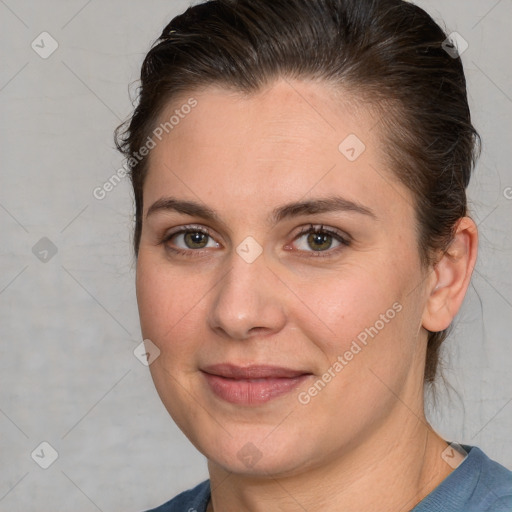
left=200, top=364, right=313, bottom=405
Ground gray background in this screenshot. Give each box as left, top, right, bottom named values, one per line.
left=0, top=1, right=511, bottom=511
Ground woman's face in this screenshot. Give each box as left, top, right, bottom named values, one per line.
left=136, top=79, right=434, bottom=476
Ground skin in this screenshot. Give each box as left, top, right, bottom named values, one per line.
left=136, top=78, right=478, bottom=512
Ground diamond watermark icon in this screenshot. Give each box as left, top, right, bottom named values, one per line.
left=441, top=442, right=468, bottom=469
left=442, top=32, right=468, bottom=59
left=32, top=237, right=58, bottom=263
left=31, top=441, right=59, bottom=469
left=31, top=32, right=59, bottom=59
left=236, top=236, right=263, bottom=264
left=339, top=134, right=366, bottom=162
left=237, top=442, right=263, bottom=468
left=134, top=339, right=161, bottom=366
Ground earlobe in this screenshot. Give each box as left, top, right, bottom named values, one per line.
left=422, top=217, right=478, bottom=333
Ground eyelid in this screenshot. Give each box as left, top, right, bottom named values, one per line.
left=290, top=224, right=352, bottom=244
left=161, top=224, right=219, bottom=247
left=163, top=223, right=215, bottom=239
left=286, top=224, right=351, bottom=256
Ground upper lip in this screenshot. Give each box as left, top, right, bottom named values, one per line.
left=201, top=364, right=310, bottom=379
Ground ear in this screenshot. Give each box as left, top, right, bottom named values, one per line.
left=422, top=217, right=478, bottom=332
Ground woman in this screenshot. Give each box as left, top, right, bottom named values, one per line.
left=115, top=0, right=512, bottom=510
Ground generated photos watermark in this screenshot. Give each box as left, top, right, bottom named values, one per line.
left=93, top=97, right=198, bottom=200
left=298, top=301, right=403, bottom=405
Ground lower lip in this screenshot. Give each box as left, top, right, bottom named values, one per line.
left=201, top=372, right=311, bottom=405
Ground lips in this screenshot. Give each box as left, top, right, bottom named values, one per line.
left=202, top=363, right=309, bottom=379
left=200, top=364, right=313, bottom=405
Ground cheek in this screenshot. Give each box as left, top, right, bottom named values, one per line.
left=135, top=255, right=203, bottom=353
left=296, top=269, right=426, bottom=403
left=293, top=266, right=405, bottom=356
left=294, top=278, right=422, bottom=425
left=136, top=260, right=168, bottom=337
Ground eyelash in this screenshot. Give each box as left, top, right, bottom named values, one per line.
left=159, top=224, right=351, bottom=259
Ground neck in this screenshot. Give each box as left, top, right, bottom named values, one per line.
left=206, top=416, right=455, bottom=512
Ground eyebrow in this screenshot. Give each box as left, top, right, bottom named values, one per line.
left=146, top=195, right=378, bottom=226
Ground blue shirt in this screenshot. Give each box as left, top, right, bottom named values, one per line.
left=144, top=444, right=512, bottom=512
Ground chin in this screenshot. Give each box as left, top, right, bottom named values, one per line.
left=192, top=425, right=316, bottom=478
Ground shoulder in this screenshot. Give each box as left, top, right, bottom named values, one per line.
left=490, top=495, right=512, bottom=511
left=412, top=444, right=512, bottom=512
left=142, top=480, right=210, bottom=512
left=468, top=445, right=512, bottom=511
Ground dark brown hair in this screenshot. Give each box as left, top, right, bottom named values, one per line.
left=115, top=0, right=480, bottom=386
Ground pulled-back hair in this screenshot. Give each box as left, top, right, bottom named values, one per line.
left=115, top=0, right=480, bottom=386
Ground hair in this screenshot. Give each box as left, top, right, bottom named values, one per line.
left=115, top=0, right=480, bottom=387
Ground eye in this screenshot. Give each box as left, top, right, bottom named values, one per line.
left=160, top=223, right=351, bottom=259
left=289, top=224, right=351, bottom=257
left=160, top=225, right=220, bottom=257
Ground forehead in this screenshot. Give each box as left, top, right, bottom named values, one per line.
left=152, top=79, right=374, bottom=155
left=143, top=79, right=412, bottom=222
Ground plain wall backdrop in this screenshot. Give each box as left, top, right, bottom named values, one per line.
left=0, top=1, right=511, bottom=511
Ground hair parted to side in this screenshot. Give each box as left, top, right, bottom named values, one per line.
left=115, top=0, right=480, bottom=387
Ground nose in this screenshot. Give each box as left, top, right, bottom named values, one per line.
left=207, top=247, right=287, bottom=341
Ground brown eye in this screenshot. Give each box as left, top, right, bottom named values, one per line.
left=305, top=231, right=334, bottom=251
left=161, top=225, right=220, bottom=257
left=182, top=231, right=209, bottom=249
left=292, top=225, right=350, bottom=257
